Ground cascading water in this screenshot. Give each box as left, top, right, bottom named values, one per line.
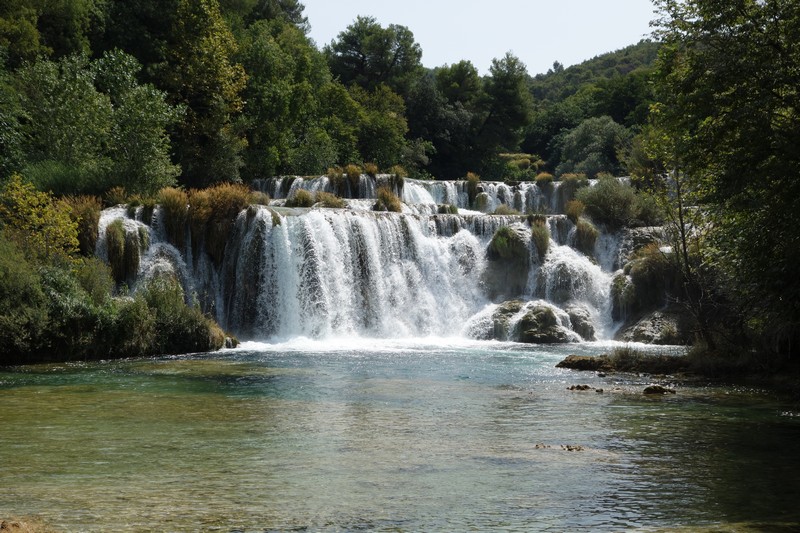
left=97, top=175, right=623, bottom=343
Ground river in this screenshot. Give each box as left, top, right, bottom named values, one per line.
left=2, top=339, right=798, bottom=531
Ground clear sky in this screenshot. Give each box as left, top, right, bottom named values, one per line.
left=302, top=0, right=657, bottom=76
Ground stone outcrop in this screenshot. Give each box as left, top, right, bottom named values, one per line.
left=614, top=308, right=689, bottom=345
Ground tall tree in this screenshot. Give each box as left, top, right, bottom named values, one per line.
left=652, top=0, right=800, bottom=353
left=164, top=0, right=247, bottom=187
left=474, top=52, right=533, bottom=171
left=325, top=16, right=423, bottom=98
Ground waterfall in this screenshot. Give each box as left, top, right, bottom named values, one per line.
left=97, top=177, right=625, bottom=343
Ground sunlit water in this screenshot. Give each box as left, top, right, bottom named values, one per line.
left=2, top=339, right=799, bottom=532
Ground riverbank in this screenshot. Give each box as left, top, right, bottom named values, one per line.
left=557, top=347, right=800, bottom=399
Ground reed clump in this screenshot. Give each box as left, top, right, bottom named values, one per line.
left=374, top=186, right=402, bottom=213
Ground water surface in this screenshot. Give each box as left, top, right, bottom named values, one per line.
left=1, top=339, right=799, bottom=531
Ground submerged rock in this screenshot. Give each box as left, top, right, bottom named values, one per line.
left=643, top=385, right=676, bottom=395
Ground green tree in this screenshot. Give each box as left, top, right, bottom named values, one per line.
left=237, top=18, right=327, bottom=179
left=165, top=0, right=247, bottom=187
left=555, top=115, right=631, bottom=177
left=15, top=53, right=113, bottom=192
left=13, top=51, right=182, bottom=195
left=474, top=52, right=533, bottom=175
left=351, top=84, right=408, bottom=168
left=0, top=174, right=79, bottom=261
left=325, top=16, right=423, bottom=98
left=94, top=49, right=183, bottom=194
left=652, top=0, right=800, bottom=355
left=0, top=1, right=46, bottom=67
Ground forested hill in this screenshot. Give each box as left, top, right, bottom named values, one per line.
left=521, top=40, right=660, bottom=176
left=0, top=0, right=657, bottom=191
left=530, top=40, right=660, bottom=103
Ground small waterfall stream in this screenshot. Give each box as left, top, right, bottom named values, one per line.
left=98, top=175, right=622, bottom=343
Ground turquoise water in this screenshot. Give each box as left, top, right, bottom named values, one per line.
left=1, top=339, right=799, bottom=531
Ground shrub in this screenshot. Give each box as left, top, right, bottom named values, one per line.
left=559, top=173, right=589, bottom=203
left=188, top=183, right=251, bottom=266
left=437, top=204, right=458, bottom=215
left=575, top=176, right=637, bottom=230
left=345, top=164, right=362, bottom=194
left=250, top=191, right=270, bottom=205
left=0, top=231, right=47, bottom=360
left=374, top=186, right=402, bottom=213
left=104, top=186, right=128, bottom=207
left=286, top=189, right=315, bottom=208
left=0, top=174, right=79, bottom=261
left=633, top=193, right=664, bottom=226
left=531, top=219, right=550, bottom=262
left=488, top=226, right=529, bottom=263
left=315, top=191, right=346, bottom=208
left=62, top=195, right=102, bottom=256
left=327, top=166, right=346, bottom=196
left=565, top=199, right=585, bottom=223
left=75, top=256, right=115, bottom=306
left=535, top=172, right=554, bottom=188
left=575, top=218, right=599, bottom=257
left=625, top=243, right=678, bottom=308
left=608, top=346, right=688, bottom=374
left=493, top=204, right=521, bottom=216
left=158, top=187, right=188, bottom=249
left=364, top=162, right=379, bottom=177
left=466, top=172, right=480, bottom=206
left=106, top=219, right=127, bottom=284
left=139, top=276, right=225, bottom=354
left=389, top=164, right=407, bottom=192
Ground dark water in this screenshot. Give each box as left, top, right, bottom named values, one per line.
left=1, top=339, right=799, bottom=531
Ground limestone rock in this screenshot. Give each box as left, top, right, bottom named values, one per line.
left=556, top=355, right=611, bottom=371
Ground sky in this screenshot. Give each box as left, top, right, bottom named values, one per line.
left=301, top=0, right=657, bottom=76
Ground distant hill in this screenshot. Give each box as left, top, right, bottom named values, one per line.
left=530, top=40, right=661, bottom=104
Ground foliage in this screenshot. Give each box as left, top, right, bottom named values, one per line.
left=363, top=162, right=378, bottom=177
left=157, top=187, right=189, bottom=249
left=344, top=163, right=362, bottom=192
left=493, top=204, right=521, bottom=216
left=315, top=191, right=345, bottom=208
left=325, top=16, right=423, bottom=97
left=61, top=195, right=101, bottom=256
left=530, top=218, right=549, bottom=262
left=138, top=276, right=224, bottom=354
left=534, top=172, right=554, bottom=188
left=188, top=182, right=251, bottom=265
left=0, top=230, right=47, bottom=356
left=555, top=115, right=631, bottom=177
left=488, top=226, right=528, bottom=262
left=437, top=204, right=458, bottom=215
left=575, top=176, right=638, bottom=230
left=466, top=172, right=480, bottom=206
left=0, top=174, right=79, bottom=261
left=623, top=243, right=679, bottom=311
left=651, top=0, right=800, bottom=355
left=559, top=173, right=590, bottom=204
left=374, top=186, right=402, bottom=213
left=285, top=188, right=314, bottom=207
left=164, top=0, right=247, bottom=187
left=565, top=200, right=585, bottom=223
left=574, top=218, right=598, bottom=257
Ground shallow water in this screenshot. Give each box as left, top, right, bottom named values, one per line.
left=1, top=339, right=799, bottom=531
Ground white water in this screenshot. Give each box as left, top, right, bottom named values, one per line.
left=97, top=178, right=622, bottom=343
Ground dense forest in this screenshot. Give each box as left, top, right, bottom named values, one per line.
left=0, top=0, right=798, bottom=369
